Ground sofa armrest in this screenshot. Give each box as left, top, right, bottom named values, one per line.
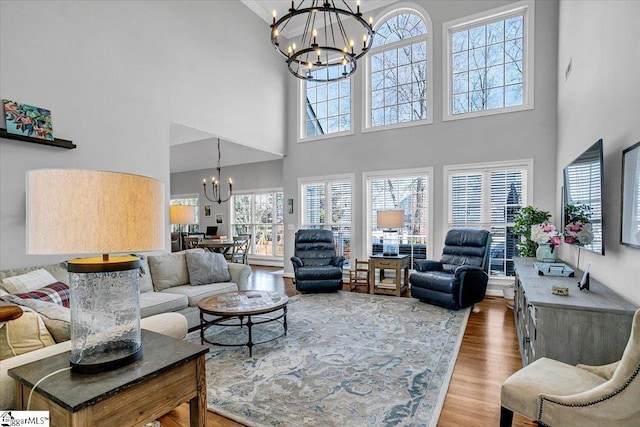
left=414, top=260, right=444, bottom=272
left=454, top=265, right=484, bottom=276
left=228, top=263, right=251, bottom=291
left=141, top=313, right=187, bottom=339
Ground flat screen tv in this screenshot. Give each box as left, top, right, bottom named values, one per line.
left=563, top=139, right=605, bottom=255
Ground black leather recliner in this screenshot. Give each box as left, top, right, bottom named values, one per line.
left=410, top=228, right=491, bottom=310
left=291, top=229, right=345, bottom=293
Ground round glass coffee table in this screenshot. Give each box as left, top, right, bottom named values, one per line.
left=198, top=290, right=289, bottom=356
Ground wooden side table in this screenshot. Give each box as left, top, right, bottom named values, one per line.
left=369, top=254, right=410, bottom=296
left=9, top=330, right=209, bottom=427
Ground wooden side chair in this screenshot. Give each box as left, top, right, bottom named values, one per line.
left=349, top=259, right=370, bottom=292
left=184, top=236, right=202, bottom=249
left=229, top=234, right=251, bottom=264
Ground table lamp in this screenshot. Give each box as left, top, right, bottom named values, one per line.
left=26, top=169, right=164, bottom=373
left=377, top=210, right=404, bottom=256
left=169, top=205, right=196, bottom=251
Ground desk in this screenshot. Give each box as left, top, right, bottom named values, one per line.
left=199, top=239, right=235, bottom=254
left=9, top=330, right=209, bottom=427
left=369, top=254, right=410, bottom=296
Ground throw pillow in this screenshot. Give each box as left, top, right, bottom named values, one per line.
left=0, top=307, right=55, bottom=360
left=13, top=282, right=70, bottom=307
left=0, top=295, right=71, bottom=343
left=0, top=269, right=58, bottom=294
left=147, top=252, right=191, bottom=291
left=185, top=251, right=231, bottom=285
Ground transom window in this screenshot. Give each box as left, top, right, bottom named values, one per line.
left=445, top=160, right=532, bottom=277
left=302, top=69, right=351, bottom=140
left=367, top=9, right=432, bottom=129
left=300, top=175, right=353, bottom=266
left=444, top=1, right=534, bottom=120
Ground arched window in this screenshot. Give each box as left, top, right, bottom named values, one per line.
left=367, top=9, right=432, bottom=129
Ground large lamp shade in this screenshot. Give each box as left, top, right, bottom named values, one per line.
left=169, top=205, right=196, bottom=225
left=26, top=169, right=165, bottom=373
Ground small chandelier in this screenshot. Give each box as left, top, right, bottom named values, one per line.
left=203, top=138, right=232, bottom=204
left=270, top=0, right=375, bottom=82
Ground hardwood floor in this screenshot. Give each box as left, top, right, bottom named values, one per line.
left=159, top=266, right=535, bottom=426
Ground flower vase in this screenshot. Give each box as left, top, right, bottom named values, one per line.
left=536, top=243, right=557, bottom=262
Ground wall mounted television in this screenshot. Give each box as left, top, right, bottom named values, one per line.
left=563, top=139, right=605, bottom=255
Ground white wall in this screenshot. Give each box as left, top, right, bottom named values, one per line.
left=556, top=0, right=640, bottom=305
left=0, top=1, right=286, bottom=269
left=282, top=0, right=560, bottom=277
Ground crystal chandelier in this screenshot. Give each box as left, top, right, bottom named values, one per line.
left=203, top=138, right=233, bottom=204
left=270, top=1, right=375, bottom=82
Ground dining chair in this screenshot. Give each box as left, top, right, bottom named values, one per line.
left=230, top=234, right=251, bottom=264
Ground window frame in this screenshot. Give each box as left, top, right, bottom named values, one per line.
left=229, top=188, right=284, bottom=260
left=363, top=6, right=434, bottom=133
left=442, top=0, right=535, bottom=122
left=362, top=167, right=434, bottom=261
left=298, top=174, right=355, bottom=266
left=297, top=73, right=355, bottom=143
left=443, top=159, right=533, bottom=280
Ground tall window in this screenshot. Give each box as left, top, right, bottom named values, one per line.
left=302, top=69, right=351, bottom=140
left=367, top=9, right=431, bottom=129
left=230, top=190, right=284, bottom=258
left=445, top=160, right=532, bottom=277
left=300, top=175, right=353, bottom=265
left=365, top=169, right=432, bottom=265
left=444, top=1, right=534, bottom=120
left=170, top=195, right=199, bottom=233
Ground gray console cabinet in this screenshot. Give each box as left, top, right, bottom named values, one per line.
left=513, top=257, right=637, bottom=367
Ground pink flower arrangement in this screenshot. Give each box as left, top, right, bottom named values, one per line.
left=565, top=222, right=594, bottom=245
left=530, top=222, right=563, bottom=246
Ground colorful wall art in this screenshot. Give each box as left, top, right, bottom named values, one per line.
left=3, top=99, right=54, bottom=141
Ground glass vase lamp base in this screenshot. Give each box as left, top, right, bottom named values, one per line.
left=536, top=243, right=558, bottom=262
left=68, top=256, right=142, bottom=374
left=382, top=230, right=399, bottom=256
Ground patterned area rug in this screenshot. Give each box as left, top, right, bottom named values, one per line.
left=186, top=292, right=469, bottom=427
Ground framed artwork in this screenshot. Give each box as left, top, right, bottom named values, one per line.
left=215, top=213, right=223, bottom=224
left=621, top=141, right=640, bottom=248
left=204, top=204, right=212, bottom=217
left=287, top=198, right=294, bottom=214
left=3, top=99, right=54, bottom=141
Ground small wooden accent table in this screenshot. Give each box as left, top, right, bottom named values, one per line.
left=198, top=290, right=289, bottom=356
left=369, top=254, right=410, bottom=296
left=9, top=330, right=209, bottom=427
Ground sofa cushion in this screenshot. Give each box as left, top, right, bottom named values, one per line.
left=0, top=295, right=70, bottom=343
left=0, top=269, right=58, bottom=294
left=160, top=281, right=238, bottom=307
left=185, top=251, right=231, bottom=285
left=0, top=307, right=55, bottom=360
left=14, top=282, right=70, bottom=307
left=0, top=263, right=69, bottom=287
left=139, top=291, right=188, bottom=318
left=147, top=249, right=204, bottom=291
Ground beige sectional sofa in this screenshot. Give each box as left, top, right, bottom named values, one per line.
left=0, top=248, right=251, bottom=409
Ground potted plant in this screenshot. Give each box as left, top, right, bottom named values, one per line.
left=513, top=206, right=551, bottom=256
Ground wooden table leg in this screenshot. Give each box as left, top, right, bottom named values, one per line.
left=190, top=355, right=207, bottom=427
left=395, top=263, right=401, bottom=297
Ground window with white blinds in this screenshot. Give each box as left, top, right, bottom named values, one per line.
left=564, top=158, right=603, bottom=253
left=445, top=160, right=531, bottom=277
left=365, top=169, right=432, bottom=263
left=300, top=176, right=353, bottom=265
left=230, top=190, right=284, bottom=258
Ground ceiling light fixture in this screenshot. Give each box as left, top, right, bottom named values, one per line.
left=270, top=0, right=375, bottom=82
left=203, top=138, right=233, bottom=204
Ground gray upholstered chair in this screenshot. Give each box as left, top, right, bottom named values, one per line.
left=500, top=308, right=640, bottom=426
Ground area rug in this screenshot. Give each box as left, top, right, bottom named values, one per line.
left=186, top=292, right=470, bottom=427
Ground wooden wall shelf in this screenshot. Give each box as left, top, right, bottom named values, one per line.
left=0, top=128, right=76, bottom=149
